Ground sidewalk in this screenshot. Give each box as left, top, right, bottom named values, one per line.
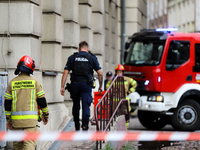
left=48, top=119, right=96, bottom=150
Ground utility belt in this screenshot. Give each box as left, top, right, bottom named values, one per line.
left=71, top=74, right=92, bottom=85
left=72, top=76, right=95, bottom=88
left=65, top=75, right=96, bottom=92
left=71, top=78, right=88, bottom=82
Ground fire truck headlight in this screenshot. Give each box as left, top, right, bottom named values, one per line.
left=147, top=95, right=164, bottom=102
left=156, top=96, right=163, bottom=102
left=144, top=80, right=149, bottom=85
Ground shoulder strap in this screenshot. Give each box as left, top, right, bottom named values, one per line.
left=84, top=53, right=91, bottom=60
left=74, top=52, right=91, bottom=61
left=89, top=51, right=95, bottom=56
left=73, top=52, right=78, bottom=55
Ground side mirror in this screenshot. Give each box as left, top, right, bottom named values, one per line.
left=125, top=42, right=130, bottom=50
left=172, top=41, right=180, bottom=50
left=172, top=50, right=180, bottom=64
left=124, top=51, right=128, bottom=62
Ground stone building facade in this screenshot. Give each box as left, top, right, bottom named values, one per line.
left=125, top=0, right=147, bottom=39
left=148, top=0, right=197, bottom=33
left=0, top=0, right=147, bottom=149
left=168, top=0, right=195, bottom=32
left=147, top=0, right=168, bottom=29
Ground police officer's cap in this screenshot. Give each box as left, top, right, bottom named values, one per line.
left=106, top=71, right=112, bottom=77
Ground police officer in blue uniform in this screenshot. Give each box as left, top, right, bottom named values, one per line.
left=60, top=41, right=103, bottom=131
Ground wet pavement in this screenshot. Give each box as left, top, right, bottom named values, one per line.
left=139, top=141, right=173, bottom=150
left=128, top=117, right=176, bottom=150
left=129, top=117, right=200, bottom=150
left=128, top=116, right=174, bottom=131
left=49, top=117, right=200, bottom=150
left=161, top=141, right=200, bottom=150
left=49, top=118, right=96, bottom=150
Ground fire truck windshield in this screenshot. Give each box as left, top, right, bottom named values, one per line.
left=125, top=41, right=165, bottom=66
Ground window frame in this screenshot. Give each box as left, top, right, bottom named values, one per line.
left=193, top=43, right=200, bottom=72
left=166, top=40, right=190, bottom=71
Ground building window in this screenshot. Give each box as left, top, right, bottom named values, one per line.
left=172, top=6, right=176, bottom=27
left=155, top=1, right=158, bottom=19
left=191, top=0, right=195, bottom=22
left=182, top=1, right=186, bottom=25
left=164, top=0, right=167, bottom=14
left=186, top=0, right=190, bottom=23
left=159, top=0, right=163, bottom=17
left=178, top=3, right=181, bottom=26
left=151, top=2, right=154, bottom=20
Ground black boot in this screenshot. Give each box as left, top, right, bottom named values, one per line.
left=82, top=125, right=88, bottom=131
left=75, top=122, right=80, bottom=131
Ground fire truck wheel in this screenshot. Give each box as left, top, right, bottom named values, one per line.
left=138, top=110, right=167, bottom=130
left=170, top=99, right=200, bottom=131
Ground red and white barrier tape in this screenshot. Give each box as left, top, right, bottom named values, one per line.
left=0, top=131, right=200, bottom=141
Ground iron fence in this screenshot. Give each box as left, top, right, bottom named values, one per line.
left=91, top=75, right=129, bottom=149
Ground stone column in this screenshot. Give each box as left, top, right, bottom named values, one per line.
left=92, top=0, right=104, bottom=73
left=38, top=0, right=68, bottom=149
left=125, top=0, right=147, bottom=38
left=103, top=0, right=119, bottom=75
left=79, top=0, right=93, bottom=50
left=110, top=0, right=118, bottom=67
left=62, top=0, right=80, bottom=116
left=103, top=0, right=110, bottom=74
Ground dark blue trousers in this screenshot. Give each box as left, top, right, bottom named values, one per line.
left=70, top=82, right=92, bottom=130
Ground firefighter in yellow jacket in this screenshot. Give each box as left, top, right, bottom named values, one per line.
left=106, top=64, right=137, bottom=128
left=4, top=55, right=49, bottom=150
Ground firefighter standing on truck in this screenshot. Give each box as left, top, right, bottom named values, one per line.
left=60, top=41, right=103, bottom=131
left=106, top=64, right=137, bottom=128
left=4, top=55, right=49, bottom=150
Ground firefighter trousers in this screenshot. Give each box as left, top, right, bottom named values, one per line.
left=12, top=126, right=37, bottom=150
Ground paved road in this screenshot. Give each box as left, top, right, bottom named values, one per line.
left=128, top=117, right=175, bottom=150
left=128, top=116, right=174, bottom=131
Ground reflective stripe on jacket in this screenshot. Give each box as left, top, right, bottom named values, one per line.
left=5, top=72, right=47, bottom=128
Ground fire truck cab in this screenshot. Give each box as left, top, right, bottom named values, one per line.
left=124, top=28, right=200, bottom=131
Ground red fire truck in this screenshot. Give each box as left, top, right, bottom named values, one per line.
left=124, top=28, right=200, bottom=131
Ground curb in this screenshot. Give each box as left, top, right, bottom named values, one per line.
left=48, top=118, right=74, bottom=150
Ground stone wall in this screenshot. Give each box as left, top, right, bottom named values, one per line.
left=148, top=0, right=168, bottom=29
left=0, top=0, right=147, bottom=149
left=125, top=0, right=147, bottom=39
left=168, top=0, right=195, bottom=32
left=148, top=0, right=196, bottom=32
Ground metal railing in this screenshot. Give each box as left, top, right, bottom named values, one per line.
left=91, top=75, right=130, bottom=149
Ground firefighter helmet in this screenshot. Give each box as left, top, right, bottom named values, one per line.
left=14, top=55, right=36, bottom=75
left=115, top=64, right=124, bottom=71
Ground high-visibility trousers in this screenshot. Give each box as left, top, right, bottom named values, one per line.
left=12, top=126, right=37, bottom=150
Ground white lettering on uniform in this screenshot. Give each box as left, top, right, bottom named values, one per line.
left=75, top=58, right=88, bottom=61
